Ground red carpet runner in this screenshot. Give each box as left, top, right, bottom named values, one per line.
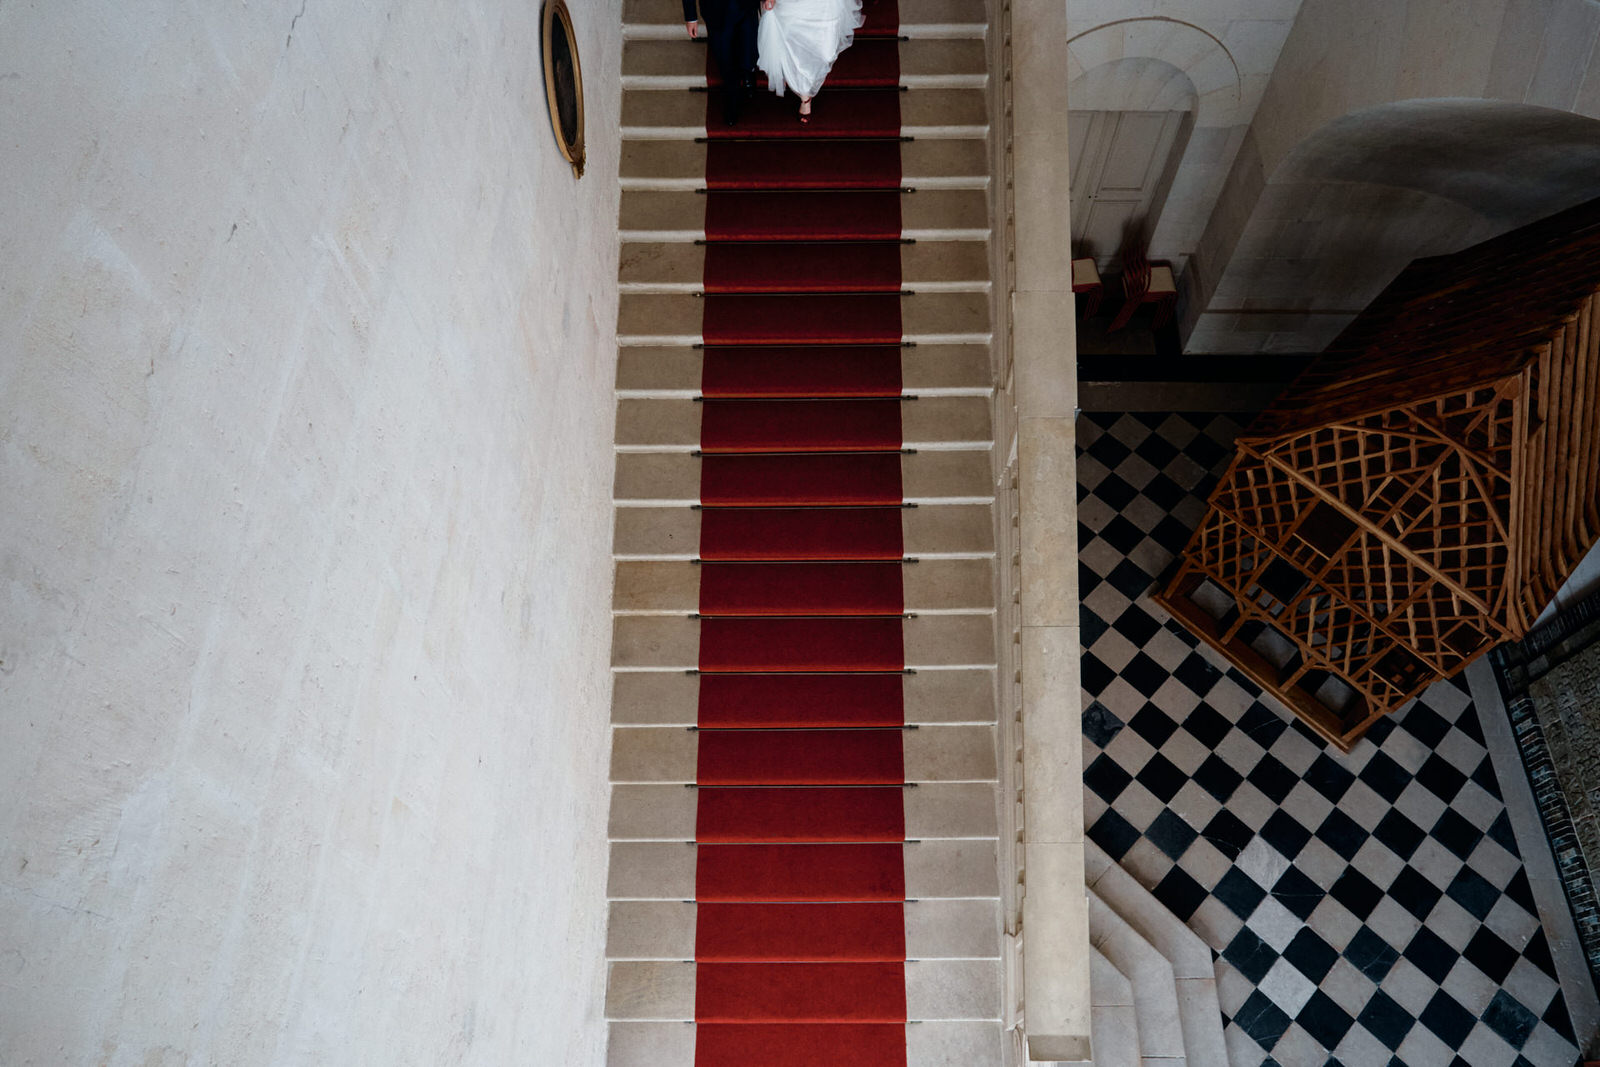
left=694, top=4, right=910, bottom=1063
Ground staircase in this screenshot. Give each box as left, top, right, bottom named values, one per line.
left=1085, top=843, right=1228, bottom=1067
left=604, top=0, right=1004, bottom=1064
left=602, top=1, right=1232, bottom=1064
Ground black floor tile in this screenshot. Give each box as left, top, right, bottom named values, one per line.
left=1357, top=989, right=1415, bottom=1051
left=1084, top=752, right=1133, bottom=804
left=1297, top=990, right=1356, bottom=1049
left=1193, top=754, right=1244, bottom=803
left=1089, top=808, right=1142, bottom=860
left=1390, top=865, right=1444, bottom=921
left=1328, top=867, right=1384, bottom=920
left=1180, top=700, right=1231, bottom=748
left=1446, top=867, right=1499, bottom=921
left=1200, top=809, right=1253, bottom=861
left=1283, top=927, right=1339, bottom=983
left=1404, top=927, right=1460, bottom=984
left=1270, top=867, right=1324, bottom=922
left=1081, top=701, right=1124, bottom=749
left=1235, top=990, right=1294, bottom=1049
left=1344, top=926, right=1399, bottom=982
left=1316, top=809, right=1369, bottom=861
left=1215, top=868, right=1268, bottom=921
left=1463, top=926, right=1518, bottom=985
left=1259, top=810, right=1313, bottom=861
left=1153, top=866, right=1208, bottom=921
left=1418, top=989, right=1476, bottom=1047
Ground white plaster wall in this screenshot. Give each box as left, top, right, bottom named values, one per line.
left=0, top=2, right=620, bottom=1064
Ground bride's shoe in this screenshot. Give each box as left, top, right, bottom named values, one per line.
left=799, top=96, right=812, bottom=124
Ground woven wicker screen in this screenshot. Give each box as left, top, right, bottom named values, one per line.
left=1155, top=197, right=1600, bottom=750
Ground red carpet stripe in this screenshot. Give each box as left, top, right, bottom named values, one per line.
left=859, top=0, right=899, bottom=34
left=705, top=192, right=903, bottom=241
left=700, top=507, right=904, bottom=561
left=696, top=787, right=907, bottom=841
left=703, top=242, right=903, bottom=294
left=697, top=673, right=906, bottom=728
left=698, top=730, right=905, bottom=784
left=695, top=1024, right=907, bottom=1067
left=696, top=962, right=907, bottom=1022
left=699, top=617, right=904, bottom=671
left=704, top=89, right=901, bottom=139
left=702, top=293, right=903, bottom=345
left=700, top=398, right=903, bottom=453
left=701, top=453, right=903, bottom=506
left=699, top=561, right=904, bottom=615
left=693, top=20, right=909, bottom=1066
left=701, top=346, right=903, bottom=397
left=697, top=843, right=906, bottom=901
left=706, top=142, right=903, bottom=190
left=695, top=902, right=907, bottom=960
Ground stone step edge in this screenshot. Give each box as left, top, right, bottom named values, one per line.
left=605, top=1021, right=1006, bottom=1067
left=624, top=74, right=988, bottom=91
left=619, top=279, right=994, bottom=295
left=1085, top=840, right=1214, bottom=981
left=623, top=24, right=989, bottom=40
left=1087, top=886, right=1187, bottom=1065
left=617, top=227, right=992, bottom=244
left=622, top=125, right=989, bottom=142
left=621, top=175, right=990, bottom=192
left=1087, top=842, right=1231, bottom=1067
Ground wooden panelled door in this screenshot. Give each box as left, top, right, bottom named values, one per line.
left=1068, top=110, right=1186, bottom=269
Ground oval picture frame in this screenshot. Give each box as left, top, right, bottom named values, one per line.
left=542, top=0, right=586, bottom=178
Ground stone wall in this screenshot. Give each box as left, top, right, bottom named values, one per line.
left=1185, top=0, right=1600, bottom=353
left=1495, top=594, right=1600, bottom=999
left=0, top=2, right=621, bottom=1063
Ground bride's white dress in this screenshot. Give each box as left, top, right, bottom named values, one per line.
left=756, top=0, right=864, bottom=100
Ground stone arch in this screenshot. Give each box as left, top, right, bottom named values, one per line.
left=1066, top=18, right=1241, bottom=128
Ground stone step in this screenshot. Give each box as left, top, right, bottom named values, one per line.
left=617, top=291, right=990, bottom=345
left=613, top=502, right=996, bottom=560
left=607, top=1021, right=1005, bottom=1067
left=607, top=839, right=1002, bottom=899
left=606, top=898, right=1003, bottom=960
left=623, top=38, right=987, bottom=87
left=614, top=397, right=992, bottom=451
left=622, top=88, right=987, bottom=139
left=615, top=345, right=992, bottom=398
left=612, top=558, right=994, bottom=614
left=605, top=958, right=1001, bottom=1020
left=1090, top=947, right=1140, bottom=1067
left=1087, top=887, right=1187, bottom=1065
left=624, top=0, right=989, bottom=37
left=609, top=725, right=997, bottom=784
left=618, top=242, right=992, bottom=293
left=619, top=189, right=989, bottom=242
left=621, top=139, right=991, bottom=190
left=614, top=450, right=994, bottom=506
left=1086, top=842, right=1228, bottom=1067
left=609, top=780, right=999, bottom=839
left=610, top=668, right=996, bottom=726
left=611, top=614, right=996, bottom=669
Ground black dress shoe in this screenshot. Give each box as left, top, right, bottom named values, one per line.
left=722, top=91, right=743, bottom=126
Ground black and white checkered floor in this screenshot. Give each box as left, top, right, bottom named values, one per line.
left=1077, top=411, right=1583, bottom=1067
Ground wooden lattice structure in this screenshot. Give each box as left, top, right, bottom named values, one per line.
left=1155, top=197, right=1600, bottom=750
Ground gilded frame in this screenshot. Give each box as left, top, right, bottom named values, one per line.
left=542, top=0, right=586, bottom=177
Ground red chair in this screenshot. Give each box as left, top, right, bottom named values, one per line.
left=1107, top=245, right=1177, bottom=332
left=1071, top=257, right=1104, bottom=318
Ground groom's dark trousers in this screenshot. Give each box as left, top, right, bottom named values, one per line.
left=685, top=0, right=760, bottom=91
